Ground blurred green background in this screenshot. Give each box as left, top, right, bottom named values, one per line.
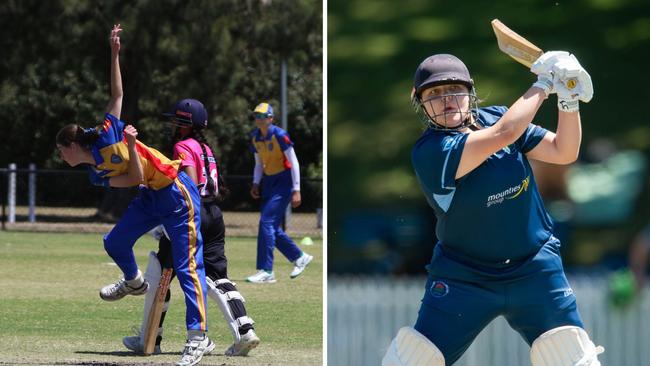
left=328, top=0, right=650, bottom=273
left=0, top=0, right=322, bottom=218
left=0, top=0, right=322, bottom=178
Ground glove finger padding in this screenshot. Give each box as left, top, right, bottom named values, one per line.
left=577, top=68, right=593, bottom=103
left=552, top=57, right=582, bottom=81
left=553, top=59, right=593, bottom=103
left=531, top=51, right=570, bottom=75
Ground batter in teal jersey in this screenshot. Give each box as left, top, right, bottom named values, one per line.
left=382, top=53, right=604, bottom=366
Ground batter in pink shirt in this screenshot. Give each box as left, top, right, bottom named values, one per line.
left=174, top=138, right=218, bottom=199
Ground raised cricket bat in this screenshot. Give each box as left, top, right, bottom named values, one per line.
left=143, top=268, right=173, bottom=355
left=491, top=19, right=576, bottom=89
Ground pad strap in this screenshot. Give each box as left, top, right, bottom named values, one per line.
left=236, top=316, right=255, bottom=327
left=225, top=291, right=245, bottom=302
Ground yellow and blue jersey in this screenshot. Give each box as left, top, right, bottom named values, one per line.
left=88, top=113, right=180, bottom=190
left=249, top=124, right=293, bottom=176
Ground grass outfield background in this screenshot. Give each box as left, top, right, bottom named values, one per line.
left=0, top=231, right=322, bottom=366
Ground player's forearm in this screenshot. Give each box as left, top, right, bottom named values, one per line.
left=253, top=153, right=263, bottom=184
left=495, top=87, right=546, bottom=145
left=126, top=142, right=144, bottom=185
left=551, top=110, right=582, bottom=164
left=107, top=51, right=123, bottom=118
left=111, top=51, right=123, bottom=99
left=284, top=147, right=301, bottom=192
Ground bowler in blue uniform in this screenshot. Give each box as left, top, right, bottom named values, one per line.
left=382, top=53, right=603, bottom=366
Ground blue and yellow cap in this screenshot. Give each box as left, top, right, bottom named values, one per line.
left=253, top=102, right=274, bottom=118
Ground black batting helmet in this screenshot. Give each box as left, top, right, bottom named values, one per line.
left=411, top=54, right=478, bottom=131
left=413, top=54, right=474, bottom=98
left=162, top=99, right=208, bottom=130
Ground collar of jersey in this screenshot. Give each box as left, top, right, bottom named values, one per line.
left=254, top=124, right=277, bottom=141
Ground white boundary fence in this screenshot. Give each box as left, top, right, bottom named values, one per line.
left=328, top=275, right=650, bottom=366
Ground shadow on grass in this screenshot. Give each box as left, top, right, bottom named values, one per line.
left=74, top=350, right=179, bottom=356
left=0, top=358, right=237, bottom=366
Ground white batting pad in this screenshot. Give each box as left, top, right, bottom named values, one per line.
left=140, top=251, right=163, bottom=336
left=206, top=277, right=241, bottom=342
left=531, top=326, right=604, bottom=366
left=382, top=327, right=445, bottom=366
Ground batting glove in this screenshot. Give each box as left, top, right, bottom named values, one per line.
left=531, top=51, right=570, bottom=76
left=553, top=54, right=593, bottom=103
left=533, top=72, right=554, bottom=97
left=553, top=55, right=593, bottom=112
left=531, top=51, right=570, bottom=97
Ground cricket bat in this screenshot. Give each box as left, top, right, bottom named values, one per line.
left=143, top=268, right=173, bottom=355
left=491, top=19, right=576, bottom=89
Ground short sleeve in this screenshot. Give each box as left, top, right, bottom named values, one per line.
left=99, top=113, right=125, bottom=144
left=276, top=130, right=294, bottom=151
left=411, top=132, right=468, bottom=194
left=174, top=143, right=196, bottom=168
left=516, top=124, right=548, bottom=153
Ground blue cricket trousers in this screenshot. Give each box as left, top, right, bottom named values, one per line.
left=414, top=238, right=583, bottom=365
left=256, top=170, right=302, bottom=271
left=103, top=171, right=208, bottom=331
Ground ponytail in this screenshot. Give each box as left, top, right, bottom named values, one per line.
left=56, top=124, right=100, bottom=147
left=193, top=130, right=229, bottom=201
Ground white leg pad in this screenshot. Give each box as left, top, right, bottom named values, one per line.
left=206, top=277, right=241, bottom=342
left=140, top=251, right=163, bottom=337
left=531, top=326, right=605, bottom=366
left=382, top=327, right=445, bottom=366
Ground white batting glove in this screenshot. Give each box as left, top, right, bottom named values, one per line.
left=531, top=51, right=570, bottom=76
left=533, top=72, right=554, bottom=97
left=553, top=55, right=593, bottom=112
left=531, top=51, right=570, bottom=97
left=553, top=55, right=593, bottom=103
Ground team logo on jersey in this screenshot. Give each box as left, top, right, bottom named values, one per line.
left=430, top=280, right=449, bottom=298
left=110, top=154, right=122, bottom=164
left=486, top=176, right=530, bottom=207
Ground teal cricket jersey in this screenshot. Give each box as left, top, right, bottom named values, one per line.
left=412, top=106, right=553, bottom=268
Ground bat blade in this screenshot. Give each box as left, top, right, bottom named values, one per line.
left=143, top=268, right=173, bottom=355
left=491, top=19, right=543, bottom=68
left=491, top=19, right=577, bottom=90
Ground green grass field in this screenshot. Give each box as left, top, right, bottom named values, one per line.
left=0, top=231, right=322, bottom=366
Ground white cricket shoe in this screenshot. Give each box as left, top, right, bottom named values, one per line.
left=290, top=253, right=313, bottom=279
left=176, top=336, right=215, bottom=366
left=122, top=327, right=162, bottom=355
left=99, top=278, right=148, bottom=301
left=246, top=270, right=276, bottom=284
left=225, top=329, right=261, bottom=356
